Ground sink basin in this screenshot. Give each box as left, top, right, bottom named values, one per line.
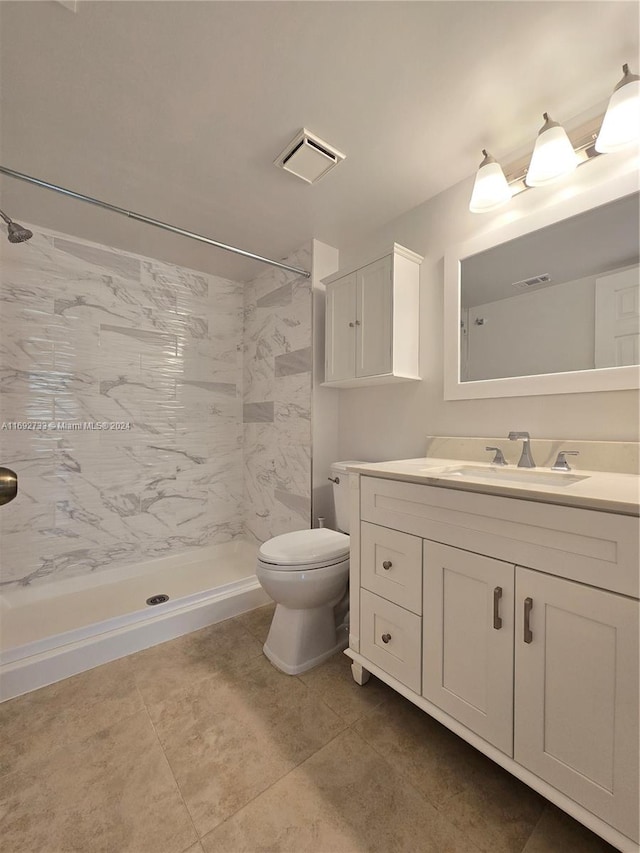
left=422, top=465, right=589, bottom=488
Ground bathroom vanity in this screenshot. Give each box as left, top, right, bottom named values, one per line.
left=345, top=455, right=640, bottom=853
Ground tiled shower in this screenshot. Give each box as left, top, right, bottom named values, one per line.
left=0, top=226, right=313, bottom=591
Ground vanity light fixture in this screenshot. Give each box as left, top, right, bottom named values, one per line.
left=525, top=113, right=579, bottom=187
left=595, top=64, right=640, bottom=153
left=468, top=150, right=512, bottom=213
left=470, top=62, right=638, bottom=212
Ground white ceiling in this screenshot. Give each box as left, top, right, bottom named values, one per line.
left=0, top=1, right=638, bottom=281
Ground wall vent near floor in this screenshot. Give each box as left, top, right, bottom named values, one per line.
left=275, top=128, right=346, bottom=184
left=511, top=273, right=552, bottom=290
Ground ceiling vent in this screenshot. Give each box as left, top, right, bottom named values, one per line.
left=275, top=129, right=346, bottom=184
left=511, top=273, right=552, bottom=290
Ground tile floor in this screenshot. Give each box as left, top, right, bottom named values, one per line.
left=0, top=603, right=619, bottom=853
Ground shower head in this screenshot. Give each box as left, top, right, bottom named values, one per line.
left=0, top=208, right=33, bottom=243
left=7, top=221, right=33, bottom=243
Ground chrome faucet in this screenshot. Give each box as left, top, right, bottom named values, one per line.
left=508, top=431, right=536, bottom=468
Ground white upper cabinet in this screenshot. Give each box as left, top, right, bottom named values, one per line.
left=325, top=271, right=357, bottom=382
left=323, top=244, right=423, bottom=388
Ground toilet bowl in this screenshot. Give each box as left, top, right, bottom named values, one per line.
left=256, top=461, right=363, bottom=675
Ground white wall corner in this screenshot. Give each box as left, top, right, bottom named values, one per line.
left=311, top=240, right=341, bottom=527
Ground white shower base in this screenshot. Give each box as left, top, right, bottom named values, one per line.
left=0, top=539, right=269, bottom=702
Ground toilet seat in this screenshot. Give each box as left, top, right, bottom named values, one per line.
left=258, top=528, right=349, bottom=571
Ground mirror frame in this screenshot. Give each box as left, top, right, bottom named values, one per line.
left=444, top=168, right=640, bottom=400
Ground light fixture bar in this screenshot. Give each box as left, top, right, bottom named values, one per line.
left=0, top=165, right=312, bottom=278
left=500, top=114, right=604, bottom=193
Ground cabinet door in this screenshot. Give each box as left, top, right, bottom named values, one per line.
left=423, top=541, right=515, bottom=755
left=515, top=568, right=639, bottom=842
left=356, top=256, right=392, bottom=378
left=325, top=273, right=357, bottom=382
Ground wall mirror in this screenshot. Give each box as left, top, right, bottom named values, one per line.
left=444, top=170, right=640, bottom=399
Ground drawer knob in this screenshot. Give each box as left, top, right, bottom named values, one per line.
left=381, top=633, right=392, bottom=644
left=382, top=560, right=392, bottom=570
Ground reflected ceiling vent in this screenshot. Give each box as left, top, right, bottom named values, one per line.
left=511, top=273, right=551, bottom=290
left=275, top=129, right=346, bottom=184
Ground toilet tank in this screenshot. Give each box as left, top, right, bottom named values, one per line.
left=330, top=461, right=364, bottom=534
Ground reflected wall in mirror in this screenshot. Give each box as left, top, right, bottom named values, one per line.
left=460, top=192, right=639, bottom=382
left=444, top=168, right=640, bottom=400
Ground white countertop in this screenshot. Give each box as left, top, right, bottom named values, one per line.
left=347, top=458, right=640, bottom=517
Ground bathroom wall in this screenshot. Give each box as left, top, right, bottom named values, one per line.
left=335, top=153, right=640, bottom=462
left=242, top=244, right=313, bottom=543
left=0, top=226, right=244, bottom=587
left=465, top=275, right=596, bottom=381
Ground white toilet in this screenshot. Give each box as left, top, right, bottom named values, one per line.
left=256, top=461, right=362, bottom=675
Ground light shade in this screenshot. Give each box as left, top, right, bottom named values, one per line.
left=595, top=64, right=640, bottom=153
left=525, top=113, right=578, bottom=187
left=469, top=150, right=512, bottom=213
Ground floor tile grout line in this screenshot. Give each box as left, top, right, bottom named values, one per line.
left=130, top=648, right=266, bottom=714
left=198, top=726, right=350, bottom=847
left=352, top=701, right=551, bottom=851
left=0, top=699, right=148, bottom=785
left=519, top=804, right=548, bottom=853
left=344, top=726, right=485, bottom=853
left=143, top=702, right=202, bottom=847
left=132, top=641, right=346, bottom=844
left=351, top=719, right=548, bottom=853
left=346, top=722, right=487, bottom=851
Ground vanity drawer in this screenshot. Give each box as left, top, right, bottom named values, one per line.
left=360, top=476, right=639, bottom=598
left=361, top=522, right=422, bottom=614
left=360, top=589, right=421, bottom=693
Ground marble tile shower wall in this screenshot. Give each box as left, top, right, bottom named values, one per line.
left=0, top=226, right=244, bottom=587
left=242, top=245, right=312, bottom=544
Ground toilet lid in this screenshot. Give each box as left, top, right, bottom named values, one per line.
left=258, top=528, right=350, bottom=569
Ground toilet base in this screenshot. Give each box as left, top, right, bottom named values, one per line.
left=263, top=603, right=348, bottom=675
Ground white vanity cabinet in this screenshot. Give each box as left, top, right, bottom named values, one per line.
left=323, top=245, right=422, bottom=388
left=348, top=474, right=640, bottom=852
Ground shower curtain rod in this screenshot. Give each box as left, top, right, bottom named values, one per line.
left=0, top=165, right=311, bottom=278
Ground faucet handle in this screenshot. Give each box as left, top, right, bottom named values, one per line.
left=551, top=450, right=579, bottom=472
left=485, top=446, right=507, bottom=466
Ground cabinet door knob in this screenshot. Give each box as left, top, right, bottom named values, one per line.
left=493, top=586, right=503, bottom=630
left=348, top=322, right=355, bottom=327
left=381, top=633, right=392, bottom=644
left=523, top=597, right=533, bottom=643
left=382, top=560, right=392, bottom=570
left=355, top=320, right=361, bottom=325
